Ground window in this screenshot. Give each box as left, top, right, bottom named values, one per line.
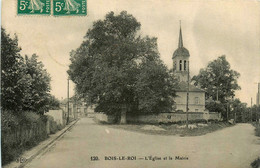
left=184, top=60, right=186, bottom=71
left=195, top=109, right=199, bottom=112
left=179, top=60, right=182, bottom=71
left=195, top=97, right=199, bottom=104
left=173, top=61, right=177, bottom=71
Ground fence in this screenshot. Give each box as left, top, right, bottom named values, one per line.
left=1, top=111, right=64, bottom=165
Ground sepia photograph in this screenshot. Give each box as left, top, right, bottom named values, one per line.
left=1, top=0, right=260, bottom=168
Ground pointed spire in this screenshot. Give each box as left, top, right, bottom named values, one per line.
left=178, top=20, right=183, bottom=48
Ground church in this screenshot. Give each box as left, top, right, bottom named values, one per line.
left=172, top=25, right=208, bottom=113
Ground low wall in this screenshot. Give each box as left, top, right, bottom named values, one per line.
left=94, top=113, right=117, bottom=123
left=127, top=112, right=221, bottom=124
left=94, top=112, right=221, bottom=124
left=86, top=112, right=95, bottom=118
left=46, top=110, right=66, bottom=126
left=208, top=112, right=221, bottom=120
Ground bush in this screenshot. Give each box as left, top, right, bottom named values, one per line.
left=254, top=123, right=260, bottom=137
left=251, top=157, right=260, bottom=168
left=46, top=115, right=58, bottom=134
left=1, top=110, right=20, bottom=132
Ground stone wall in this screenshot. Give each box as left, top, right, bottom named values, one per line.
left=94, top=112, right=221, bottom=124
left=127, top=112, right=221, bottom=124
left=94, top=113, right=117, bottom=123
left=46, top=110, right=66, bottom=126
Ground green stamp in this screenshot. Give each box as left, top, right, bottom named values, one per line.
left=18, top=0, right=51, bottom=15
left=53, top=0, right=87, bottom=16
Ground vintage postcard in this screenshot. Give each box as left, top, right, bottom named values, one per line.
left=1, top=0, right=260, bottom=168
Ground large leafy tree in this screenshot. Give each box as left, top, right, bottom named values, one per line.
left=192, top=56, right=240, bottom=120
left=192, top=56, right=240, bottom=103
left=230, top=98, right=247, bottom=123
left=68, top=11, right=177, bottom=123
left=1, top=28, right=52, bottom=114
left=47, top=95, right=61, bottom=110
left=23, top=54, right=51, bottom=114
left=135, top=60, right=177, bottom=113
left=1, top=28, right=28, bottom=111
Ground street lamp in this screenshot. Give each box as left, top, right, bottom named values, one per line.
left=186, top=61, right=190, bottom=128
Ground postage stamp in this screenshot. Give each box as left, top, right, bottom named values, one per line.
left=53, top=0, right=87, bottom=16
left=17, top=0, right=51, bottom=15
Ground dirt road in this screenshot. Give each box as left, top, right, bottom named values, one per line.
left=26, top=118, right=260, bottom=168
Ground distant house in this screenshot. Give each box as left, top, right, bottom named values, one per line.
left=60, top=98, right=95, bottom=118
left=172, top=25, right=207, bottom=113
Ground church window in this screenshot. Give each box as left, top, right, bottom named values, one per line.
left=195, top=97, right=199, bottom=104
left=184, top=60, right=187, bottom=71
left=179, top=60, right=182, bottom=71
left=173, top=61, right=177, bottom=70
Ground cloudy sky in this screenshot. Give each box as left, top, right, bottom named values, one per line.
left=1, top=0, right=260, bottom=105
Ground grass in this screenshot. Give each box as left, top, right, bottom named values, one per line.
left=251, top=158, right=260, bottom=168
left=105, top=121, right=232, bottom=137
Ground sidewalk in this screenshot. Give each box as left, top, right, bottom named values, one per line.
left=3, top=119, right=80, bottom=168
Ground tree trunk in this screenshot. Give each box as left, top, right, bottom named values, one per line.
left=120, top=104, right=127, bottom=124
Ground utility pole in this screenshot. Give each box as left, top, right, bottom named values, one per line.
left=186, top=61, right=190, bottom=129
left=227, top=101, right=229, bottom=121
left=67, top=78, right=70, bottom=124
left=256, top=83, right=260, bottom=123
left=251, top=97, right=253, bottom=122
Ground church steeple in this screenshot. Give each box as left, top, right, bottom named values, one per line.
left=178, top=21, right=183, bottom=48
left=172, top=21, right=190, bottom=82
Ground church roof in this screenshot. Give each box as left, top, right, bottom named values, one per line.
left=172, top=24, right=190, bottom=59
left=176, top=81, right=205, bottom=92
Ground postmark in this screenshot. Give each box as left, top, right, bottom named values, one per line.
left=53, top=0, right=87, bottom=16
left=17, top=0, right=51, bottom=15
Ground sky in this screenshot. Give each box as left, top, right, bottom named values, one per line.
left=1, top=0, right=260, bottom=105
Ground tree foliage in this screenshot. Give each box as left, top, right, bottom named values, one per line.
left=205, top=100, right=226, bottom=115
left=192, top=55, right=240, bottom=103
left=68, top=11, right=177, bottom=115
left=229, top=98, right=248, bottom=122
left=1, top=28, right=25, bottom=111
left=47, top=95, right=61, bottom=110
left=22, top=54, right=51, bottom=114
left=1, top=27, right=52, bottom=114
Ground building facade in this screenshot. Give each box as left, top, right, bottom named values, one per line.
left=172, top=25, right=207, bottom=113
left=60, top=99, right=95, bottom=119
